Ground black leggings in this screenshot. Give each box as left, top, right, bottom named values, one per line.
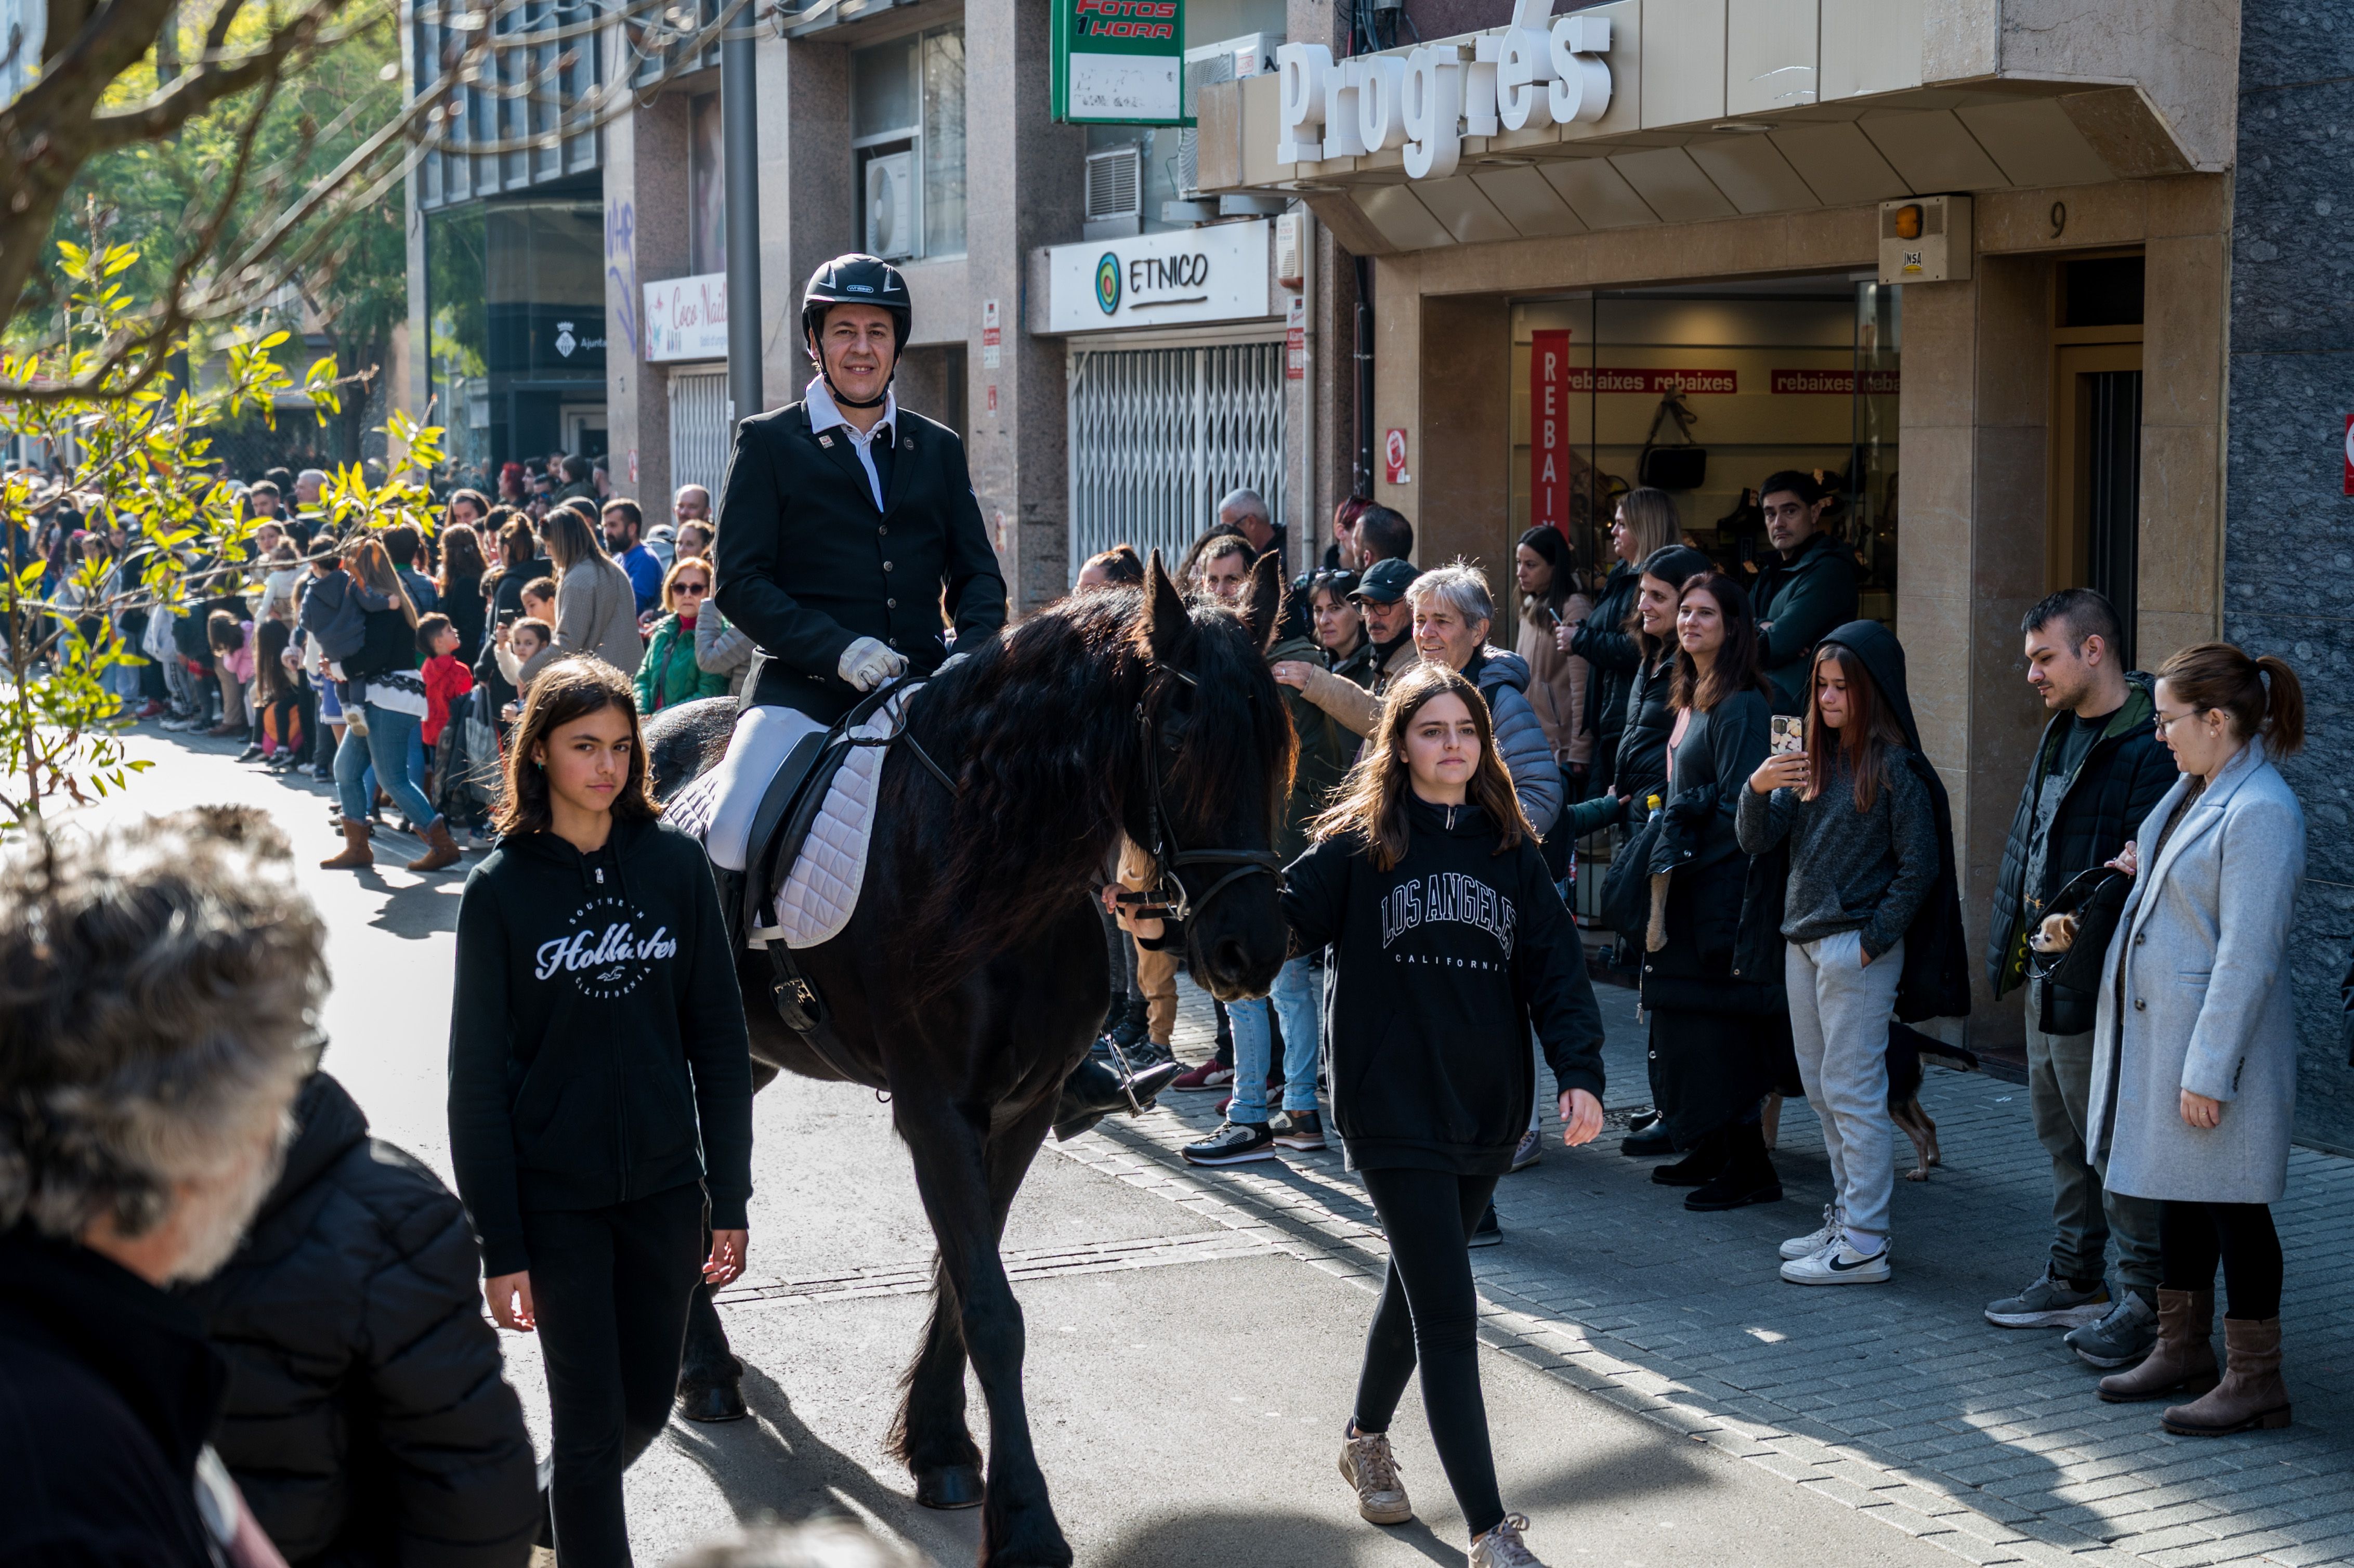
left=1354, top=1167, right=1505, bottom=1541
left=2160, top=1199, right=2283, bottom=1322
left=522, top=1182, right=706, bottom=1568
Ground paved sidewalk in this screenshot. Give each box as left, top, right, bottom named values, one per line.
left=1050, top=979, right=2354, bottom=1568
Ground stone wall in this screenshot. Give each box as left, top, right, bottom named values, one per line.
left=2221, top=0, right=2354, bottom=1150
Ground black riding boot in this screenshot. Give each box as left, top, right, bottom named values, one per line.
left=1685, top=1122, right=1783, bottom=1211
left=1649, top=1128, right=1729, bottom=1187
left=1053, top=1055, right=1185, bottom=1142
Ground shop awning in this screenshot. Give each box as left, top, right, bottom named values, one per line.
left=1193, top=0, right=2233, bottom=256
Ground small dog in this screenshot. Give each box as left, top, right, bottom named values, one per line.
left=1761, top=1023, right=1974, bottom=1182
left=2029, top=910, right=2080, bottom=955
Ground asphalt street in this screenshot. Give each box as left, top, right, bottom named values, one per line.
left=78, top=726, right=1971, bottom=1567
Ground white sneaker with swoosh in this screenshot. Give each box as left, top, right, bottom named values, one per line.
left=1781, top=1239, right=1892, bottom=1286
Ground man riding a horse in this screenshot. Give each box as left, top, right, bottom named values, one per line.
left=707, top=251, right=1176, bottom=1129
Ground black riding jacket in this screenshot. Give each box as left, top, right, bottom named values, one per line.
left=712, top=398, right=1005, bottom=724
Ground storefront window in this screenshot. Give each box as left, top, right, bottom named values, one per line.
left=426, top=207, right=491, bottom=483
left=426, top=197, right=607, bottom=483
left=922, top=29, right=966, bottom=257
left=851, top=26, right=965, bottom=262
left=689, top=93, right=725, bottom=276
left=1510, top=277, right=1901, bottom=631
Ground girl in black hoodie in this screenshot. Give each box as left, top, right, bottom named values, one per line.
left=1143, top=662, right=1605, bottom=1568
left=448, top=658, right=753, bottom=1568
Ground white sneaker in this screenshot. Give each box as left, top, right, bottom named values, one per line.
left=1469, top=1513, right=1546, bottom=1567
left=1779, top=1203, right=1843, bottom=1261
left=1781, top=1240, right=1891, bottom=1286
left=1338, top=1428, right=1412, bottom=1525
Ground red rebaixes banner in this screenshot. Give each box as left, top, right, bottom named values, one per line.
left=1531, top=329, right=1573, bottom=533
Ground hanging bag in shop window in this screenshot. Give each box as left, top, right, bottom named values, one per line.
left=1637, top=387, right=1707, bottom=491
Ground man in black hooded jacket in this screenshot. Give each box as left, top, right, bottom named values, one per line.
left=184, top=1073, right=538, bottom=1568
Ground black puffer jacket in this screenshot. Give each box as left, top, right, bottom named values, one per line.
left=1984, top=673, right=2174, bottom=999
left=180, top=1073, right=537, bottom=1568
left=1568, top=561, right=1642, bottom=786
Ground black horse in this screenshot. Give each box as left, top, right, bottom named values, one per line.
left=644, top=552, right=1296, bottom=1566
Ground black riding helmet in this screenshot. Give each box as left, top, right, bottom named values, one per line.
left=802, top=253, right=912, bottom=410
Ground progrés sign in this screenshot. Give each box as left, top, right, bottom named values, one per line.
left=1277, top=0, right=1610, bottom=180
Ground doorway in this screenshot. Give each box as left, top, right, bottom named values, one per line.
left=2048, top=255, right=2146, bottom=665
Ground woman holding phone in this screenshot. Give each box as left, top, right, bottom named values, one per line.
left=448, top=658, right=754, bottom=1566
left=1738, top=624, right=1940, bottom=1284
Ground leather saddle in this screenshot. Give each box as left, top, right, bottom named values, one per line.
left=725, top=681, right=912, bottom=1055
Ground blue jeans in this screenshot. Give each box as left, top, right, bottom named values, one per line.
left=336, top=703, right=438, bottom=831
left=362, top=721, right=428, bottom=812
left=1228, top=953, right=1322, bottom=1123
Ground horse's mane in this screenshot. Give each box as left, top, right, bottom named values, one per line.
left=885, top=584, right=1291, bottom=998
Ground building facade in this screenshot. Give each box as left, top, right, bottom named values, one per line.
left=401, top=0, right=2354, bottom=1144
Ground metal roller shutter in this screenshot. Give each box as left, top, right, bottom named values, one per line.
left=668, top=367, right=730, bottom=503
left=1067, top=339, right=1285, bottom=583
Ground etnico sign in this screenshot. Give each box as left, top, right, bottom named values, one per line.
left=1042, top=220, right=1272, bottom=334
left=1276, top=0, right=1609, bottom=180
left=1053, top=0, right=1186, bottom=125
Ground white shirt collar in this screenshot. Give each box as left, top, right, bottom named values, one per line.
left=805, top=375, right=897, bottom=445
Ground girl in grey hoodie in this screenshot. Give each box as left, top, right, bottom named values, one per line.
left=1738, top=635, right=1938, bottom=1286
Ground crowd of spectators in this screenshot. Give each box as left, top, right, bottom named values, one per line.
left=10, top=451, right=740, bottom=873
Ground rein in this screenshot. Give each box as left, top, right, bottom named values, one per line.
left=883, top=657, right=1282, bottom=925
left=1114, top=662, right=1286, bottom=925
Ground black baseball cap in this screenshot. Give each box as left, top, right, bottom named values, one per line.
left=1351, top=558, right=1422, bottom=605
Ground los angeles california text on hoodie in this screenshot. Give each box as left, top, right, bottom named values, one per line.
left=1279, top=795, right=1607, bottom=1175
left=448, top=814, right=754, bottom=1277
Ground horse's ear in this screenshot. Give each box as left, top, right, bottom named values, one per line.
left=1236, top=547, right=1283, bottom=654
left=1140, top=548, right=1193, bottom=664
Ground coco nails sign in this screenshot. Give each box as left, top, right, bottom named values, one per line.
left=1275, top=0, right=1610, bottom=179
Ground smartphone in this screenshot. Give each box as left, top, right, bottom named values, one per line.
left=1771, top=715, right=1804, bottom=756
left=497, top=607, right=519, bottom=628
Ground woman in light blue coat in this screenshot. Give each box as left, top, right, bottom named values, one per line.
left=2085, top=642, right=2306, bottom=1436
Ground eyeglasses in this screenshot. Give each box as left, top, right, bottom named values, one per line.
left=2154, top=709, right=2196, bottom=734
left=674, top=580, right=710, bottom=596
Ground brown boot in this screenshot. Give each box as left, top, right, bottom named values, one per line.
left=2163, top=1316, right=2291, bottom=1435
left=320, top=819, right=374, bottom=870
left=406, top=817, right=462, bottom=873
left=2098, top=1289, right=2217, bottom=1402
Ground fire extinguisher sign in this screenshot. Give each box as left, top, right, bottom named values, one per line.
left=1384, top=428, right=1410, bottom=487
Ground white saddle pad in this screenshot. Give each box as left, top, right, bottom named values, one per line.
left=670, top=690, right=913, bottom=951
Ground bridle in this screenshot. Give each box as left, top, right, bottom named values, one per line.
left=1115, top=661, right=1286, bottom=925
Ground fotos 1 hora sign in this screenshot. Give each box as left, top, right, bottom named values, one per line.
left=1276, top=0, right=1608, bottom=179
left=1054, top=0, right=1185, bottom=125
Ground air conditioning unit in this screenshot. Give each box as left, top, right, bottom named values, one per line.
left=1878, top=194, right=1970, bottom=283
left=1176, top=33, right=1283, bottom=199
left=866, top=151, right=915, bottom=260
left=1084, top=145, right=1142, bottom=239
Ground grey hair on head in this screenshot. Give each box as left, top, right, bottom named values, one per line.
left=1404, top=559, right=1495, bottom=630
left=0, top=807, right=326, bottom=1242
left=1217, top=487, right=1270, bottom=527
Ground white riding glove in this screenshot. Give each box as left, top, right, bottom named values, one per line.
left=838, top=635, right=909, bottom=692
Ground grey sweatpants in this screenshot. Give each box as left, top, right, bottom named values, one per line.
left=2025, top=987, right=2163, bottom=1297
left=1787, top=929, right=1903, bottom=1247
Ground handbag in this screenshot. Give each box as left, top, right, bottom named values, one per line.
left=1637, top=389, right=1706, bottom=490
left=2029, top=865, right=2133, bottom=1036
left=1600, top=809, right=1666, bottom=947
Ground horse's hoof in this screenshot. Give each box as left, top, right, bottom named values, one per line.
left=916, top=1463, right=986, bottom=1510
left=675, top=1379, right=749, bottom=1423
